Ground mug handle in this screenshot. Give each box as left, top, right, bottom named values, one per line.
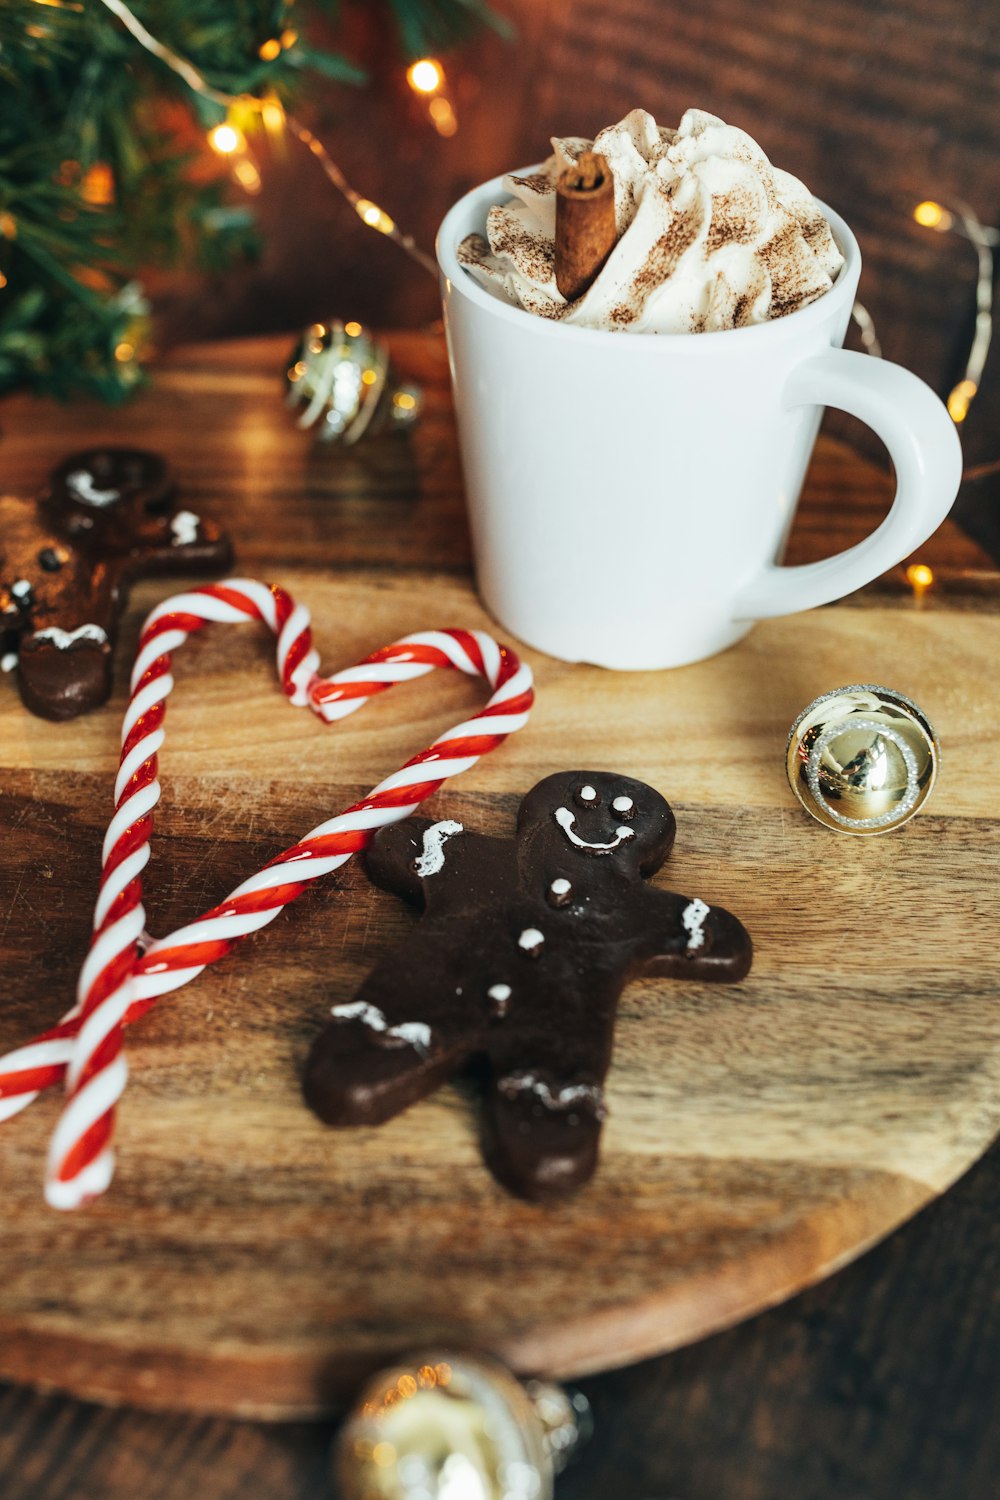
left=734, top=349, right=963, bottom=620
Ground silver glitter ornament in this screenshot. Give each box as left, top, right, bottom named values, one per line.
left=335, top=1351, right=591, bottom=1500
left=286, top=319, right=422, bottom=444
left=786, top=684, right=939, bottom=834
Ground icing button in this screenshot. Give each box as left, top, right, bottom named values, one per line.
left=518, top=927, right=545, bottom=958
left=487, top=982, right=512, bottom=1017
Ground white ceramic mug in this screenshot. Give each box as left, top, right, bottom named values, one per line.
left=437, top=176, right=963, bottom=670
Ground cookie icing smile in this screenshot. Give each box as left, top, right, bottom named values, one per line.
left=553, top=805, right=635, bottom=852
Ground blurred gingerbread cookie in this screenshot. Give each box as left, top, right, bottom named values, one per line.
left=1, top=448, right=232, bottom=719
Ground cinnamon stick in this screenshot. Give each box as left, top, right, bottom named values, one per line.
left=554, top=150, right=617, bottom=302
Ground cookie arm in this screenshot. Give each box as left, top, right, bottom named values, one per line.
left=634, top=886, right=753, bottom=983
left=364, top=818, right=437, bottom=907
left=365, top=820, right=518, bottom=914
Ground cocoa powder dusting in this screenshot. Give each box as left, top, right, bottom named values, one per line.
left=608, top=303, right=638, bottom=327
left=592, top=201, right=702, bottom=327
left=760, top=222, right=829, bottom=316
left=731, top=291, right=753, bottom=327
left=509, top=169, right=554, bottom=196
left=789, top=202, right=831, bottom=254
left=731, top=270, right=767, bottom=327
left=457, top=233, right=491, bottom=266
left=706, top=187, right=760, bottom=252
left=488, top=207, right=555, bottom=284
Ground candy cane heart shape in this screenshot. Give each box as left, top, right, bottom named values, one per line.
left=0, top=581, right=533, bottom=1210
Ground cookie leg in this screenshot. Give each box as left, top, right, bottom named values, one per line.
left=481, top=1069, right=605, bottom=1203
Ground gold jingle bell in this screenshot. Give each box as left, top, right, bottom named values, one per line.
left=786, top=684, right=939, bottom=835
left=335, top=1351, right=591, bottom=1500
left=286, top=319, right=422, bottom=445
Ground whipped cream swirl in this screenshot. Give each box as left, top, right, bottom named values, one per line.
left=458, top=108, right=844, bottom=333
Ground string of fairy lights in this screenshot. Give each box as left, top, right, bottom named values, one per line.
left=97, top=0, right=438, bottom=277
left=31, top=0, right=1000, bottom=474
left=911, top=198, right=996, bottom=426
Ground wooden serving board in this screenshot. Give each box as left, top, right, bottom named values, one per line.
left=1, top=334, right=998, bottom=1419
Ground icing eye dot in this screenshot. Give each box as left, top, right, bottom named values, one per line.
left=575, top=784, right=599, bottom=807
left=612, top=795, right=635, bottom=818
left=547, top=877, right=572, bottom=908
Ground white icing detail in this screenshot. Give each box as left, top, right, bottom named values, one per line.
left=330, top=1000, right=431, bottom=1057
left=30, top=623, right=109, bottom=650
left=12, top=580, right=32, bottom=600
left=488, top=982, right=512, bottom=1004
left=1, top=652, right=17, bottom=673
left=612, top=795, right=634, bottom=813
left=682, top=898, right=711, bottom=952
left=499, top=1071, right=606, bottom=1117
left=554, top=806, right=635, bottom=852
left=413, top=819, right=464, bottom=877
left=170, top=510, right=201, bottom=546
left=549, top=878, right=571, bottom=897
left=518, top=927, right=545, bottom=953
left=578, top=784, right=597, bottom=802
left=66, top=469, right=120, bottom=507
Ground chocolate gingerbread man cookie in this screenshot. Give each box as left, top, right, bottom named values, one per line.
left=0, top=448, right=232, bottom=720
left=304, top=770, right=752, bottom=1202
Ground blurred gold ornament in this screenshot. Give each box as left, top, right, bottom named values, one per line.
left=335, top=1351, right=590, bottom=1500
left=786, top=685, right=939, bottom=835
left=285, top=320, right=422, bottom=445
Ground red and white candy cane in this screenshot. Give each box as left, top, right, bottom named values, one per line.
left=0, top=579, right=533, bottom=1210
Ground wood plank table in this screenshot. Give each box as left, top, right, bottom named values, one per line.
left=0, top=332, right=998, bottom=1497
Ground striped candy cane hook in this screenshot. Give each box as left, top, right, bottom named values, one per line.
left=0, top=580, right=534, bottom=1209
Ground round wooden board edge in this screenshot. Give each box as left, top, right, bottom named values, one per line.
left=0, top=1152, right=960, bottom=1421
